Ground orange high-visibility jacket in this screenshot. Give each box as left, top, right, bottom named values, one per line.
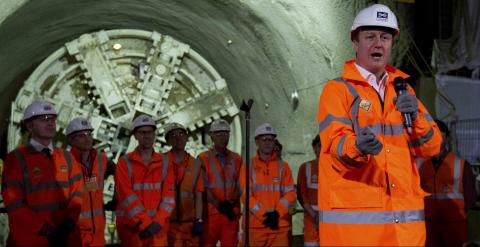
left=297, top=160, right=319, bottom=247
left=316, top=60, right=442, bottom=246
left=115, top=149, right=175, bottom=232
left=2, top=144, right=84, bottom=247
left=71, top=147, right=107, bottom=247
left=240, top=153, right=296, bottom=229
left=198, top=148, right=242, bottom=216
left=167, top=151, right=203, bottom=223
left=418, top=152, right=467, bottom=222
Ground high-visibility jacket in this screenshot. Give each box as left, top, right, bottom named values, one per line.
left=198, top=148, right=242, bottom=216
left=316, top=60, right=442, bottom=246
left=297, top=160, right=319, bottom=247
left=167, top=151, right=203, bottom=223
left=239, top=152, right=296, bottom=230
left=419, top=152, right=467, bottom=222
left=2, top=144, right=84, bottom=247
left=71, top=147, right=107, bottom=247
left=115, top=148, right=175, bottom=233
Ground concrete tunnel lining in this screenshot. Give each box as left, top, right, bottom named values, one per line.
left=0, top=0, right=363, bottom=166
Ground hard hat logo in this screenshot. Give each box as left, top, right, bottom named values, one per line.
left=81, top=120, right=88, bottom=126
left=65, top=117, right=94, bottom=135
left=131, top=114, right=156, bottom=130
left=377, top=12, right=388, bottom=21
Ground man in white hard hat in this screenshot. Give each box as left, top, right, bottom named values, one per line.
left=197, top=119, right=242, bottom=247
left=65, top=117, right=115, bottom=246
left=239, top=123, right=296, bottom=246
left=115, top=114, right=175, bottom=246
left=2, top=100, right=84, bottom=246
left=164, top=122, right=205, bottom=246
left=316, top=4, right=442, bottom=245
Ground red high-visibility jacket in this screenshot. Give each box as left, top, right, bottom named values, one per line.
left=2, top=144, right=84, bottom=246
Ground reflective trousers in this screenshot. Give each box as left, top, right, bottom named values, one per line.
left=117, top=224, right=168, bottom=247
left=304, top=214, right=319, bottom=247
left=168, top=222, right=199, bottom=247
left=203, top=214, right=239, bottom=247
left=240, top=227, right=290, bottom=247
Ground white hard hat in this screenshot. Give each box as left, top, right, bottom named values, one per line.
left=22, top=100, right=57, bottom=121
left=164, top=122, right=186, bottom=138
left=131, top=114, right=156, bottom=131
left=351, top=4, right=399, bottom=35
left=210, top=119, right=230, bottom=132
left=65, top=117, right=94, bottom=136
left=255, top=123, right=277, bottom=138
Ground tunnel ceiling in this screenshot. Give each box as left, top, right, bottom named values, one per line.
left=0, top=0, right=406, bottom=167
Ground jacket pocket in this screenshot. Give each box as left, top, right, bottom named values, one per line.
left=330, top=185, right=383, bottom=209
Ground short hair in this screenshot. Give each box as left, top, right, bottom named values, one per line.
left=311, top=135, right=321, bottom=147
left=434, top=119, right=450, bottom=137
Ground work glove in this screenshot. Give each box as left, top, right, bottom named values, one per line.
left=395, top=93, right=418, bottom=121
left=262, top=210, right=280, bottom=230
left=191, top=221, right=204, bottom=237
left=103, top=198, right=117, bottom=211
left=139, top=221, right=161, bottom=239
left=217, top=200, right=236, bottom=221
left=355, top=127, right=383, bottom=155
left=47, top=219, right=76, bottom=247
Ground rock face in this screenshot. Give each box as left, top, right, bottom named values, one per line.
left=0, top=0, right=410, bottom=241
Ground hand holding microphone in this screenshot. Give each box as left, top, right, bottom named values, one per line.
left=394, top=77, right=418, bottom=135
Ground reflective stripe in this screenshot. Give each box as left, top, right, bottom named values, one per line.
left=191, top=157, right=202, bottom=189
left=121, top=194, right=139, bottom=208
left=79, top=208, right=104, bottom=219
left=162, top=153, right=169, bottom=183
left=70, top=173, right=82, bottom=182
left=319, top=209, right=424, bottom=224
left=409, top=127, right=434, bottom=147
left=14, top=150, right=31, bottom=193
left=306, top=161, right=317, bottom=189
left=334, top=78, right=361, bottom=135
left=64, top=150, right=73, bottom=179
left=96, top=150, right=104, bottom=189
left=311, top=204, right=319, bottom=211
left=124, top=155, right=134, bottom=186
left=367, top=123, right=404, bottom=136
left=160, top=203, right=174, bottom=213
left=424, top=113, right=433, bottom=122
left=71, top=191, right=83, bottom=198
left=30, top=181, right=70, bottom=191
left=5, top=199, right=24, bottom=212
left=162, top=197, right=175, bottom=203
left=251, top=202, right=261, bottom=215
left=253, top=184, right=281, bottom=191
left=133, top=183, right=161, bottom=190
left=2, top=180, right=24, bottom=189
left=416, top=158, right=423, bottom=172
left=453, top=156, right=461, bottom=194
left=146, top=209, right=156, bottom=217
left=127, top=205, right=145, bottom=218
left=281, top=185, right=295, bottom=193
left=279, top=197, right=289, bottom=208
left=305, top=241, right=320, bottom=247
left=318, top=114, right=353, bottom=133
left=180, top=191, right=194, bottom=198
left=32, top=202, right=68, bottom=212
left=430, top=193, right=464, bottom=199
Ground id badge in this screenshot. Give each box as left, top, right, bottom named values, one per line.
left=86, top=175, right=98, bottom=191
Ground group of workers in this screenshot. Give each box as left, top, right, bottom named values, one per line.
left=1, top=2, right=479, bottom=247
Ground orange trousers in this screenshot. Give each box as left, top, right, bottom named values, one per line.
left=117, top=224, right=168, bottom=247
left=303, top=214, right=319, bottom=247
left=78, top=230, right=105, bottom=247
left=425, top=221, right=468, bottom=247
left=203, top=214, right=239, bottom=247
left=168, top=222, right=199, bottom=247
left=240, top=227, right=290, bottom=247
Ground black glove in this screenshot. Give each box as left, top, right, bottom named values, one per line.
left=104, top=197, right=118, bottom=211
left=262, top=210, right=280, bottom=230
left=139, top=221, right=161, bottom=239
left=355, top=127, right=383, bottom=155
left=217, top=200, right=235, bottom=221
left=47, top=219, right=76, bottom=247
left=191, top=221, right=204, bottom=237
left=395, top=93, right=418, bottom=120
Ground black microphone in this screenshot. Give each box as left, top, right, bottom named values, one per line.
left=393, top=77, right=412, bottom=135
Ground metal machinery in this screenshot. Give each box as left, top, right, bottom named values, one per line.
left=6, top=29, right=242, bottom=244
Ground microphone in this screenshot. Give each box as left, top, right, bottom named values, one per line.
left=393, top=77, right=412, bottom=135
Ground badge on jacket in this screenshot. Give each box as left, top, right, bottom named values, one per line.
left=32, top=167, right=42, bottom=177
left=359, top=99, right=372, bottom=112
left=60, top=165, right=68, bottom=173
left=86, top=175, right=98, bottom=191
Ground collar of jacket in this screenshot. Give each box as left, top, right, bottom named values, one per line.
left=70, top=147, right=97, bottom=166
left=130, top=147, right=162, bottom=163
left=343, top=59, right=409, bottom=87
left=254, top=151, right=278, bottom=165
